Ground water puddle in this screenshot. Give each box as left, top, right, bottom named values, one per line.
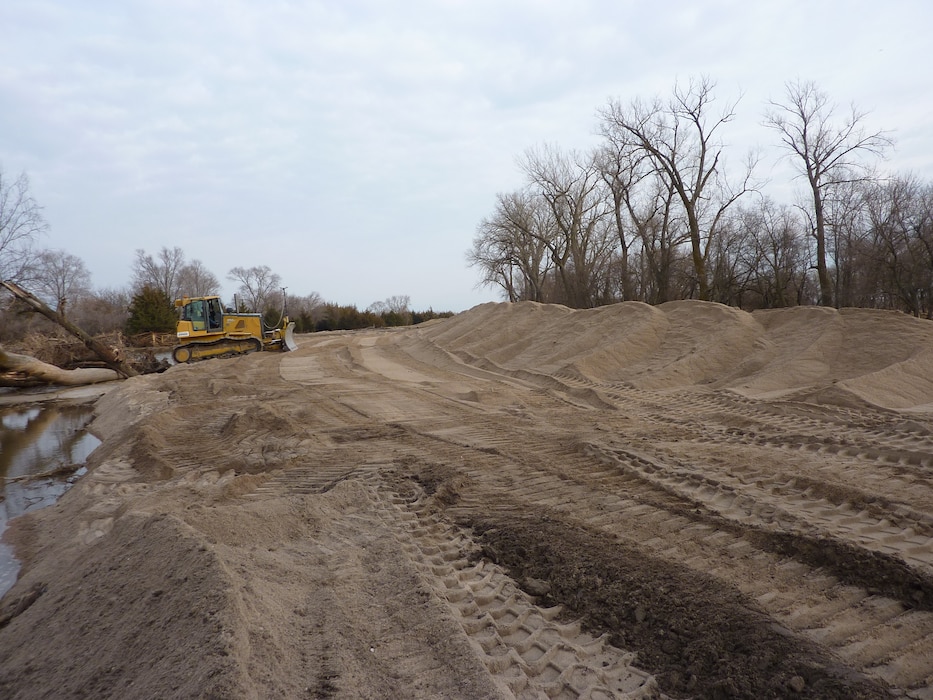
left=0, top=403, right=100, bottom=598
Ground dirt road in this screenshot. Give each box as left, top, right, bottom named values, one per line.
left=2, top=301, right=933, bottom=698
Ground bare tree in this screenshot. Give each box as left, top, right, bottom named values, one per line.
left=468, top=190, right=553, bottom=302
left=290, top=291, right=323, bottom=316
left=764, top=80, right=892, bottom=306
left=600, top=77, right=757, bottom=300
left=731, top=198, right=811, bottom=308
left=34, top=249, right=91, bottom=316
left=823, top=178, right=875, bottom=307
left=367, top=295, right=412, bottom=324
left=227, top=265, right=282, bottom=312
left=468, top=223, right=521, bottom=302
left=595, top=137, right=689, bottom=304
left=133, top=246, right=187, bottom=301
left=864, top=175, right=933, bottom=317
left=70, top=287, right=131, bottom=336
left=177, top=259, right=220, bottom=298
left=595, top=140, right=653, bottom=301
left=287, top=292, right=324, bottom=331
left=520, top=145, right=616, bottom=307
left=707, top=213, right=755, bottom=306
left=0, top=167, right=48, bottom=283
left=384, top=295, right=410, bottom=314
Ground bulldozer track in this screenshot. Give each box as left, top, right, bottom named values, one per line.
left=433, top=353, right=933, bottom=564
left=369, top=470, right=663, bottom=699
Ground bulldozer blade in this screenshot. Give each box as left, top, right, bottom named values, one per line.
left=283, top=322, right=298, bottom=352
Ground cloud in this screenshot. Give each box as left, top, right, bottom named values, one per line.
left=2, top=0, right=931, bottom=311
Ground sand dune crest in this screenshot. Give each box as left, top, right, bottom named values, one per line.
left=422, top=301, right=933, bottom=410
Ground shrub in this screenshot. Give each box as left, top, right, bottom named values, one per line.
left=126, top=286, right=176, bottom=335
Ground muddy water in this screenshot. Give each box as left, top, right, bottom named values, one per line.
left=0, top=403, right=100, bottom=598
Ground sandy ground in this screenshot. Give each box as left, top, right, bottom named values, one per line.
left=2, top=299, right=933, bottom=699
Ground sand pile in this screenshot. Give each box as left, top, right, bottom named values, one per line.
left=420, top=300, right=933, bottom=410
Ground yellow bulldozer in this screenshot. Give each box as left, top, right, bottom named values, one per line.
left=172, top=295, right=298, bottom=363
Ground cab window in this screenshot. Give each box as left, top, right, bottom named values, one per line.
left=187, top=300, right=206, bottom=331
left=207, top=298, right=222, bottom=330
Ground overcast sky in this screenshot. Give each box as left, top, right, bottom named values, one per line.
left=3, top=1, right=931, bottom=312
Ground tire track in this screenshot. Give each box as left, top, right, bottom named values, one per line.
left=369, top=470, right=664, bottom=699
left=587, top=439, right=933, bottom=576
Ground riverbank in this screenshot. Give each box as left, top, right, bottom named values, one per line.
left=0, top=382, right=121, bottom=408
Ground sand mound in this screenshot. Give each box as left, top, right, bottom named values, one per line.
left=421, top=301, right=933, bottom=410
left=0, top=511, right=244, bottom=699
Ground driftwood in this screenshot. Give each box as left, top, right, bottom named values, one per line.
left=0, top=345, right=123, bottom=386
left=4, top=462, right=83, bottom=484
left=1, top=279, right=137, bottom=379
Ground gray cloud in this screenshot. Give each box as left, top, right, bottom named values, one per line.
left=2, top=0, right=931, bottom=311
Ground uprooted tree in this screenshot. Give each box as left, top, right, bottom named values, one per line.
left=0, top=345, right=127, bottom=387
left=1, top=279, right=138, bottom=386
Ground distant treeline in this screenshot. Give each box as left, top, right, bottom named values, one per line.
left=291, top=305, right=453, bottom=333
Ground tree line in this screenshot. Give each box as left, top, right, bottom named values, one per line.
left=0, top=177, right=449, bottom=342
left=469, top=77, right=931, bottom=317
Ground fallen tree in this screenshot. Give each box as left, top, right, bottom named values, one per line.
left=1, top=279, right=138, bottom=380
left=0, top=344, right=123, bottom=387
left=4, top=462, right=83, bottom=483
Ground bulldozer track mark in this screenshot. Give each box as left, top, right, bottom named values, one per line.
left=245, top=463, right=371, bottom=497
left=585, top=441, right=933, bottom=576
left=235, top=429, right=663, bottom=697
left=518, top=365, right=933, bottom=447
left=222, top=336, right=933, bottom=695
left=398, top=418, right=933, bottom=696
left=498, top=370, right=933, bottom=571
left=362, top=469, right=664, bottom=699
left=252, top=437, right=666, bottom=698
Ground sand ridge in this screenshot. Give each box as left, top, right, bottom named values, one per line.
left=420, top=300, right=933, bottom=408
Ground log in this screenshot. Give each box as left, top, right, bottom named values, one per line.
left=1, top=280, right=138, bottom=378
left=4, top=463, right=83, bottom=484
left=0, top=345, right=122, bottom=386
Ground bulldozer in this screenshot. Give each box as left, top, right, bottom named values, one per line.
left=172, top=295, right=298, bottom=363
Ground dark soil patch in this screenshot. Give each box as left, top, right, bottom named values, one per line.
left=465, top=511, right=890, bottom=700
left=748, top=529, right=933, bottom=611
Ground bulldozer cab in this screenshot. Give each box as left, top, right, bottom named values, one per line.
left=178, top=297, right=223, bottom=332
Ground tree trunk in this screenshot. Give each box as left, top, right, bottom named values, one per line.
left=811, top=184, right=834, bottom=307
left=0, top=345, right=122, bottom=386
left=1, top=280, right=138, bottom=378
left=685, top=208, right=709, bottom=301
